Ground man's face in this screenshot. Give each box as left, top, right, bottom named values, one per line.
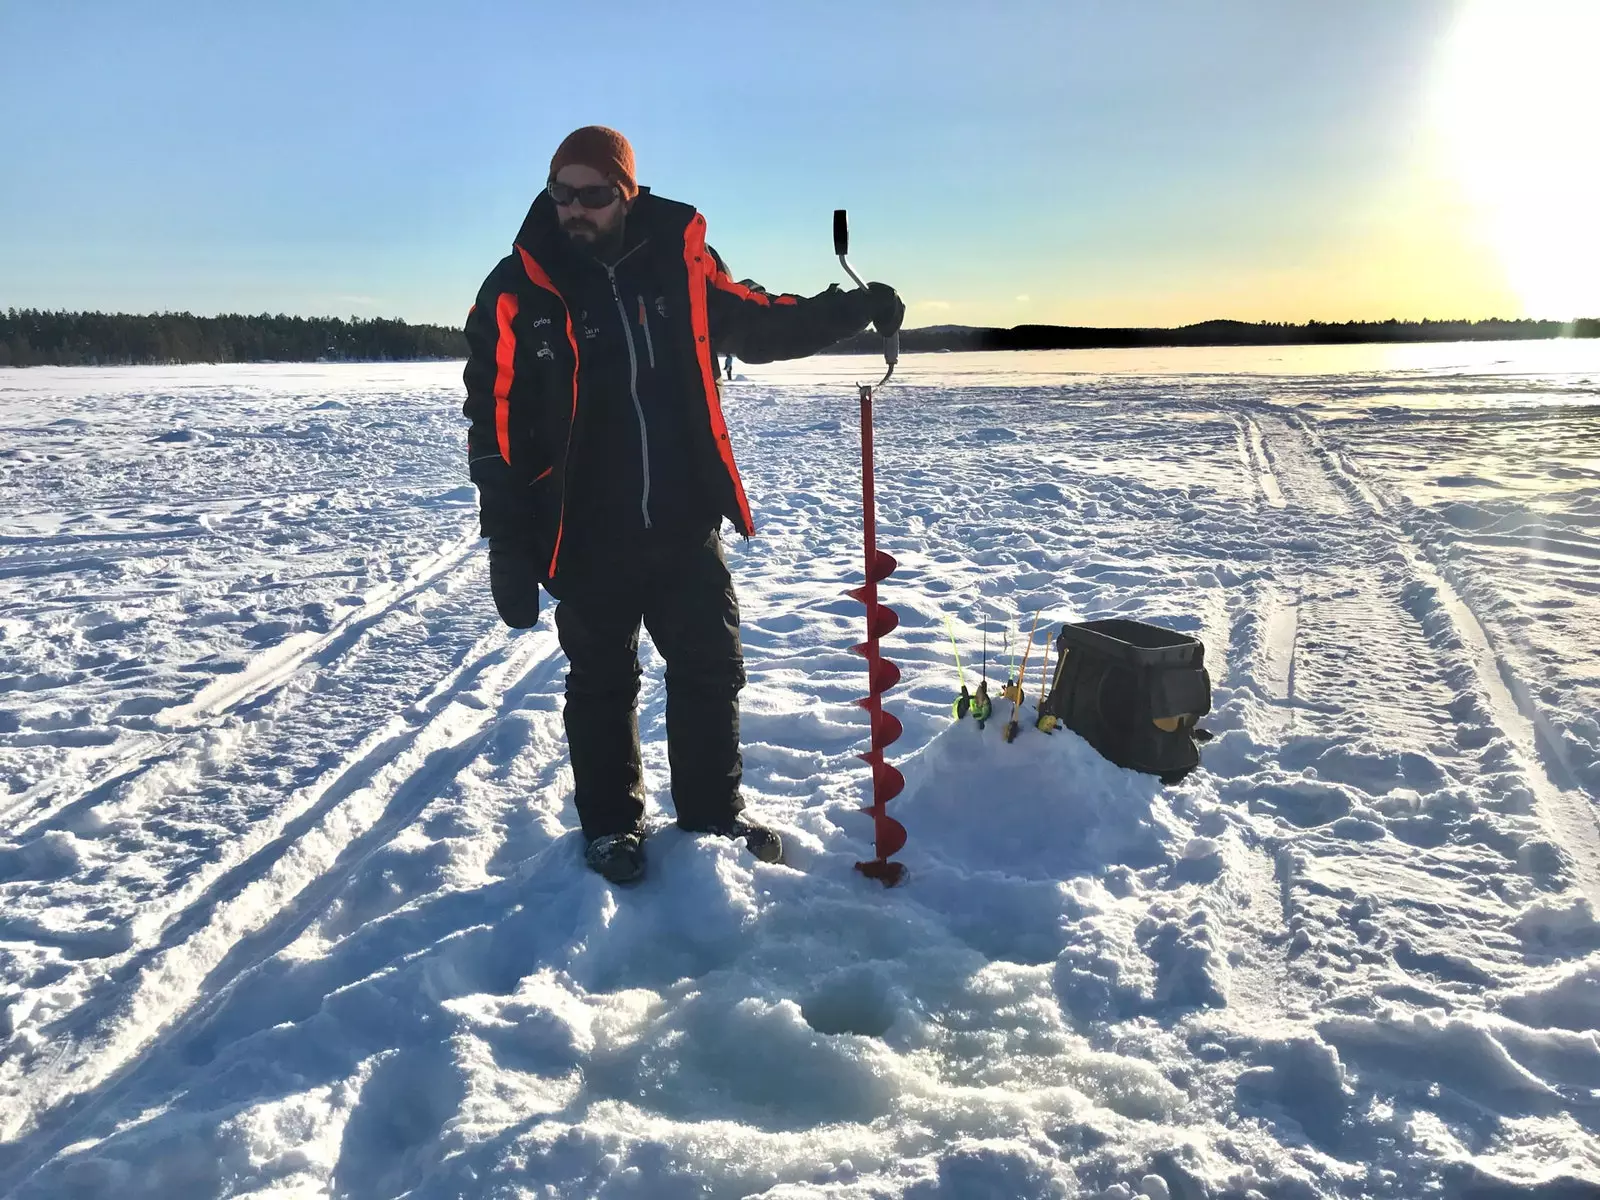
left=551, top=163, right=629, bottom=245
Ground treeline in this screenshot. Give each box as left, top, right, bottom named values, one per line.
left=6, top=308, right=1596, bottom=367
left=0, top=309, right=469, bottom=367
left=831, top=316, right=1600, bottom=354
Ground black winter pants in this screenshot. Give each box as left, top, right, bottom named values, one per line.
left=547, top=528, right=746, bottom=840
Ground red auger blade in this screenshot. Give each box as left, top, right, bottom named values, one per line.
left=852, top=809, right=908, bottom=858
left=873, top=812, right=909, bottom=858
left=868, top=550, right=898, bottom=583
left=870, top=658, right=901, bottom=694
left=846, top=584, right=874, bottom=605
left=872, top=761, right=905, bottom=804
left=855, top=752, right=903, bottom=801
left=872, top=709, right=903, bottom=748
left=871, top=604, right=900, bottom=639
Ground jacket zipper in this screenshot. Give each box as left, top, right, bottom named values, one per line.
left=638, top=295, right=657, bottom=369
left=604, top=247, right=652, bottom=529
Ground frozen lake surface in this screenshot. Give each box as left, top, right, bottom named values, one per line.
left=2, top=344, right=1599, bottom=1198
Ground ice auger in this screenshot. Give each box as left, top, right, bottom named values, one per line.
left=838, top=209, right=905, bottom=886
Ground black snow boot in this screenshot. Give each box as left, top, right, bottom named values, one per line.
left=680, top=817, right=783, bottom=865
left=585, top=830, right=647, bottom=884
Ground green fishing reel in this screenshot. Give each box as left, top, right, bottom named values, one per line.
left=953, top=682, right=995, bottom=724
left=971, top=680, right=993, bottom=727
left=947, top=615, right=996, bottom=730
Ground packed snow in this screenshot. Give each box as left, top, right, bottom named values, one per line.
left=2, top=345, right=1599, bottom=1198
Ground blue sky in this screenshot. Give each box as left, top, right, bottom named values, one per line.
left=2, top=1, right=1591, bottom=327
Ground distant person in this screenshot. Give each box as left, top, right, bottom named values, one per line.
left=462, top=126, right=903, bottom=884
left=723, top=351, right=734, bottom=381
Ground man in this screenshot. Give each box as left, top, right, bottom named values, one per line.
left=462, top=126, right=903, bottom=884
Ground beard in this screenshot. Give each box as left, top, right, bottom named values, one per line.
left=563, top=212, right=626, bottom=261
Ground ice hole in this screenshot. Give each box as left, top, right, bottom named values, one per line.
left=801, top=967, right=897, bottom=1038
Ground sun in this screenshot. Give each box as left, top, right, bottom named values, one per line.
left=1432, top=0, right=1600, bottom=320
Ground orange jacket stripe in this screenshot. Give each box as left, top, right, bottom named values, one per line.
left=515, top=244, right=582, bottom=577
left=685, top=217, right=755, bottom=534
left=711, top=271, right=769, bottom=306
left=709, top=269, right=801, bottom=308
left=492, top=292, right=519, bottom=464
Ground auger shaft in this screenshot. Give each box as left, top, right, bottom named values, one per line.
left=835, top=209, right=905, bottom=886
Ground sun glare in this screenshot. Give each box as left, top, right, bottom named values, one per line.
left=1433, top=0, right=1600, bottom=320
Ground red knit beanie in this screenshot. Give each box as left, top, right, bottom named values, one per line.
left=549, top=126, right=638, bottom=200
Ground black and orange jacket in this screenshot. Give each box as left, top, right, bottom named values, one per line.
left=463, top=187, right=873, bottom=581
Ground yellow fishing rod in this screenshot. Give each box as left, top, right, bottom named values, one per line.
left=1035, top=627, right=1058, bottom=733
left=1004, top=610, right=1042, bottom=743
left=944, top=614, right=971, bottom=720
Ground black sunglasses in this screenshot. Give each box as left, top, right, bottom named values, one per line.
left=547, top=181, right=621, bottom=209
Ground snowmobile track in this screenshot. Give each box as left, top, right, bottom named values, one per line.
left=1241, top=413, right=1288, bottom=508
left=1289, top=413, right=1600, bottom=902
left=0, top=625, right=567, bottom=1187
left=0, top=535, right=479, bottom=838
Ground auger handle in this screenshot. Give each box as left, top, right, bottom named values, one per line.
left=833, top=209, right=897, bottom=387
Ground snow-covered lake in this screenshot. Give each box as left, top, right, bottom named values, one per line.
left=2, top=344, right=1599, bottom=1198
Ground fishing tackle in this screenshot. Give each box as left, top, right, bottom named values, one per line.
left=1035, top=627, right=1058, bottom=733
left=971, top=620, right=993, bottom=727
left=1004, top=610, right=1042, bottom=743
left=945, top=614, right=971, bottom=720
left=1000, top=617, right=1024, bottom=706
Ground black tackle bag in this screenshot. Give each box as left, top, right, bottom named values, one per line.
left=1040, top=619, right=1211, bottom=783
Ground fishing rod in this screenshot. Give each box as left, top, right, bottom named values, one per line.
left=1004, top=610, right=1042, bottom=743
left=1035, top=627, right=1057, bottom=733
left=972, top=618, right=993, bottom=728
left=1001, top=612, right=1023, bottom=706
left=945, top=614, right=971, bottom=720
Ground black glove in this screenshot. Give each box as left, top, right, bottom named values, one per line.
left=864, top=282, right=904, bottom=338
left=488, top=540, right=542, bottom=628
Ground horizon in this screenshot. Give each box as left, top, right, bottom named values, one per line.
left=3, top=1, right=1597, bottom=328
left=6, top=307, right=1596, bottom=334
